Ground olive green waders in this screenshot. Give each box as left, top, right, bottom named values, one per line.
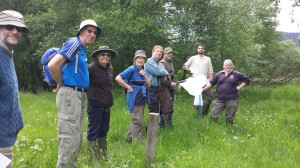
left=87, top=136, right=109, bottom=164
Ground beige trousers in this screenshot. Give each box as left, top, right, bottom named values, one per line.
left=126, top=105, right=145, bottom=142
left=0, top=146, right=13, bottom=168
left=56, top=86, right=86, bottom=168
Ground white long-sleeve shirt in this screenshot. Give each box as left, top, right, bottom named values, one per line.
left=183, top=55, right=213, bottom=78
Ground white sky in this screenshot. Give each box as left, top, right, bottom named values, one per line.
left=276, top=0, right=300, bottom=32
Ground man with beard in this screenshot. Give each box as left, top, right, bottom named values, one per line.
left=0, top=10, right=29, bottom=168
left=160, top=47, right=176, bottom=127
left=182, top=43, right=214, bottom=118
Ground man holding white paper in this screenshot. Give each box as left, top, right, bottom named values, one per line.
left=182, top=43, right=214, bottom=117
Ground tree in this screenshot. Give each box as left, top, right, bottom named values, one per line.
left=1, top=0, right=297, bottom=92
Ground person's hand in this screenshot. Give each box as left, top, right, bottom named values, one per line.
left=139, top=69, right=146, bottom=77
left=236, top=85, right=242, bottom=91
left=52, top=83, right=62, bottom=93
left=171, top=82, right=176, bottom=88
left=127, top=86, right=134, bottom=93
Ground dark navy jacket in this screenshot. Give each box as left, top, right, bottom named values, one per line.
left=209, top=71, right=250, bottom=100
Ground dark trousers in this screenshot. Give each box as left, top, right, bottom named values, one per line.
left=87, top=103, right=110, bottom=141
left=203, top=87, right=213, bottom=104
left=168, top=90, right=175, bottom=120
left=147, top=87, right=159, bottom=113
left=160, top=90, right=175, bottom=127
left=202, top=87, right=213, bottom=116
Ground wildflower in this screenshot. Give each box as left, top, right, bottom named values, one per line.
left=34, top=138, right=43, bottom=143
left=30, top=144, right=42, bottom=151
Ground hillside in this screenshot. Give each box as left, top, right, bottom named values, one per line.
left=281, top=32, right=299, bottom=45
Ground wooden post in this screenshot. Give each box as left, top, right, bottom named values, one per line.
left=144, top=113, right=160, bottom=168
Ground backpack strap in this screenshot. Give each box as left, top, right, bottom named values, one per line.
left=45, top=51, right=58, bottom=65
left=128, top=65, right=135, bottom=82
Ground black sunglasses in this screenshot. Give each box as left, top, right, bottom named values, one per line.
left=100, top=53, right=110, bottom=57
left=4, top=25, right=26, bottom=33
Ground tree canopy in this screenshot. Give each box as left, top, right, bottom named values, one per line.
left=1, top=0, right=299, bottom=92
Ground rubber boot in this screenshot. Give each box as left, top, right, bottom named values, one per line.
left=87, top=140, right=101, bottom=166
left=194, top=105, right=203, bottom=119
left=97, top=137, right=110, bottom=161
left=194, top=106, right=198, bottom=116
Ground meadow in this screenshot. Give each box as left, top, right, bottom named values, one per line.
left=14, top=85, right=300, bottom=168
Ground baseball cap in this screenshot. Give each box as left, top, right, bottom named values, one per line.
left=164, top=47, right=173, bottom=53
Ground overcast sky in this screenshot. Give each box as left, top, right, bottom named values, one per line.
left=276, top=0, right=300, bottom=32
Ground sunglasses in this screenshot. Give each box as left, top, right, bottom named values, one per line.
left=100, top=53, right=110, bottom=57
left=85, top=29, right=97, bottom=36
left=4, top=25, right=26, bottom=33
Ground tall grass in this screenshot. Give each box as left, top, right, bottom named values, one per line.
left=14, top=86, right=300, bottom=167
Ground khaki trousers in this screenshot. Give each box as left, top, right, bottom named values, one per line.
left=210, top=98, right=239, bottom=123
left=56, top=87, right=86, bottom=168
left=126, top=105, right=145, bottom=142
left=0, top=146, right=13, bottom=168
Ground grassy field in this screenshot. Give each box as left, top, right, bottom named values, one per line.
left=14, top=85, right=300, bottom=168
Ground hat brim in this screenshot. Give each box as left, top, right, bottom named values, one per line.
left=76, top=26, right=101, bottom=38
left=134, top=55, right=146, bottom=59
left=164, top=50, right=173, bottom=53
left=0, top=21, right=29, bottom=33
left=91, top=49, right=117, bottom=58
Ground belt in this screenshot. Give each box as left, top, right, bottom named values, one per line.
left=64, top=85, right=88, bottom=92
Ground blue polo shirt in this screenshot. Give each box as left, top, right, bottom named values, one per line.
left=58, top=37, right=89, bottom=89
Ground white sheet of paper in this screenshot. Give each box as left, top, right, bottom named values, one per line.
left=0, top=153, right=11, bottom=168
left=179, top=74, right=207, bottom=96
left=193, top=94, right=203, bottom=106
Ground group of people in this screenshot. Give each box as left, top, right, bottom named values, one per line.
left=182, top=43, right=250, bottom=124
left=116, top=45, right=177, bottom=144
left=202, top=59, right=250, bottom=124
left=0, top=9, right=250, bottom=168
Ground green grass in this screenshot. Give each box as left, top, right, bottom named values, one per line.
left=14, top=86, right=300, bottom=167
